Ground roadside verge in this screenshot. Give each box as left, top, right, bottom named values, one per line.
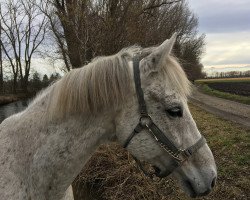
left=189, top=88, right=250, bottom=129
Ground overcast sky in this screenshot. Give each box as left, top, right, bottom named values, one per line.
left=2, top=0, right=249, bottom=73
left=188, top=0, right=250, bottom=68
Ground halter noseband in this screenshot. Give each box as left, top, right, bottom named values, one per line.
left=123, top=56, right=207, bottom=177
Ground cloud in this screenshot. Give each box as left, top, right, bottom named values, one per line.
left=3, top=58, right=65, bottom=80
left=30, top=58, right=65, bottom=77
left=202, top=32, right=250, bottom=67
left=188, top=0, right=250, bottom=68
left=189, top=0, right=250, bottom=33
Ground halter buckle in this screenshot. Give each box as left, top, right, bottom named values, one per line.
left=176, top=149, right=192, bottom=163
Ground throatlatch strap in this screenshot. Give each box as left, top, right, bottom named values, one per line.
left=133, top=57, right=147, bottom=115
left=123, top=124, right=143, bottom=148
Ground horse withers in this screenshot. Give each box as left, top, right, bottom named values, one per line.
left=0, top=34, right=217, bottom=199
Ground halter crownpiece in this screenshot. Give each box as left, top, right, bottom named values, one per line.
left=123, top=56, right=207, bottom=177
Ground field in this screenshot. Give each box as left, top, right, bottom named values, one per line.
left=195, top=77, right=250, bottom=104
left=206, top=82, right=250, bottom=96
left=196, top=77, right=250, bottom=83
left=72, top=104, right=250, bottom=200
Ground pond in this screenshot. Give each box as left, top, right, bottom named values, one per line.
left=0, top=100, right=30, bottom=123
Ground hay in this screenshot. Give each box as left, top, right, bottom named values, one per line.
left=73, top=143, right=176, bottom=200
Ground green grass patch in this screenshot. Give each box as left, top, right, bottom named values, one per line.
left=236, top=155, right=249, bottom=166
left=196, top=77, right=250, bottom=83
left=188, top=104, right=250, bottom=199
left=198, top=84, right=250, bottom=105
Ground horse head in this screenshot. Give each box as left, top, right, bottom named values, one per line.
left=115, top=34, right=217, bottom=198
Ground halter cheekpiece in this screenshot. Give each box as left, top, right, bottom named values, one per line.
left=123, top=56, right=207, bottom=178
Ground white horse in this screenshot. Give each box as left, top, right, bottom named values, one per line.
left=0, top=34, right=217, bottom=200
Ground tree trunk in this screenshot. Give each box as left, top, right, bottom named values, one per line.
left=0, top=46, right=3, bottom=94
left=55, top=0, right=85, bottom=68
left=0, top=53, right=3, bottom=94
left=0, top=11, right=3, bottom=94
left=62, top=22, right=83, bottom=68
left=13, top=75, right=17, bottom=94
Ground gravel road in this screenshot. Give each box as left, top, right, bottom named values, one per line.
left=189, top=88, right=250, bottom=129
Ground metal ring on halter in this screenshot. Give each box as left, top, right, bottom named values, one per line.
left=139, top=114, right=152, bottom=127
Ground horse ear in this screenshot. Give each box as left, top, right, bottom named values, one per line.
left=141, top=33, right=177, bottom=74
left=158, top=32, right=177, bottom=56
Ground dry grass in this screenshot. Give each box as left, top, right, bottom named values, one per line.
left=73, top=104, right=250, bottom=200
left=73, top=144, right=176, bottom=200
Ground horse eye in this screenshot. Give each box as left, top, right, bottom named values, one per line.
left=165, top=107, right=183, bottom=118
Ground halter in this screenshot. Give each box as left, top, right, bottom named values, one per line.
left=123, top=56, right=207, bottom=177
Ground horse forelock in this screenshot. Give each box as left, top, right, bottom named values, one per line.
left=161, top=55, right=191, bottom=98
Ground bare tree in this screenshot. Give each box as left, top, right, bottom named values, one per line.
left=48, top=0, right=88, bottom=68
left=40, top=0, right=185, bottom=69
left=36, top=0, right=71, bottom=71
left=0, top=1, right=19, bottom=93
left=39, top=0, right=205, bottom=79
left=0, top=0, right=48, bottom=92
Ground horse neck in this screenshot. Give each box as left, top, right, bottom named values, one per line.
left=26, top=91, right=116, bottom=199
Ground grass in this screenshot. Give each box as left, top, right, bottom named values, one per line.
left=73, top=104, right=250, bottom=200
left=198, top=84, right=250, bottom=105
left=196, top=77, right=250, bottom=83
left=195, top=77, right=250, bottom=105
left=188, top=104, right=250, bottom=200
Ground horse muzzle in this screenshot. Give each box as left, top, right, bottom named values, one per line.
left=180, top=175, right=217, bottom=198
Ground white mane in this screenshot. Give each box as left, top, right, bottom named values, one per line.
left=44, top=47, right=190, bottom=120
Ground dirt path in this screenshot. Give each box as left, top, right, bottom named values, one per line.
left=189, top=88, right=250, bottom=129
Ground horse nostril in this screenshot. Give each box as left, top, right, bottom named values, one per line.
left=211, top=177, right=216, bottom=188
left=200, top=188, right=211, bottom=196
left=184, top=180, right=197, bottom=198
left=153, top=166, right=161, bottom=175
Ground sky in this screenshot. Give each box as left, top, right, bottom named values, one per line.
left=188, top=0, right=250, bottom=69
left=2, top=0, right=250, bottom=76
left=2, top=58, right=64, bottom=80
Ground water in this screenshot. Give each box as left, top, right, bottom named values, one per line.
left=0, top=100, right=30, bottom=123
